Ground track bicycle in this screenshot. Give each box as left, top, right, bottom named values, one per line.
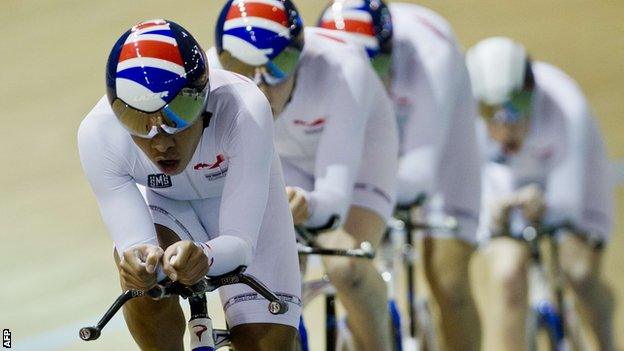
left=386, top=197, right=459, bottom=351
left=506, top=209, right=593, bottom=351
left=79, top=265, right=289, bottom=350
left=295, top=218, right=377, bottom=351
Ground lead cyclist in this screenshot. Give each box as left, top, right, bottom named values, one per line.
left=77, top=19, right=301, bottom=351
left=209, top=1, right=399, bottom=350
left=466, top=37, right=615, bottom=351
left=320, top=2, right=483, bottom=350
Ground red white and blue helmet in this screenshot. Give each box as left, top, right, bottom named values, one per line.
left=215, top=0, right=304, bottom=85
left=319, top=0, right=393, bottom=59
left=106, top=19, right=209, bottom=138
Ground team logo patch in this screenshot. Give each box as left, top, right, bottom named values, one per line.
left=194, top=154, right=226, bottom=170
left=221, top=0, right=291, bottom=66
left=147, top=173, right=173, bottom=188
left=195, top=154, right=229, bottom=181
left=115, top=19, right=187, bottom=112
left=293, top=117, right=326, bottom=134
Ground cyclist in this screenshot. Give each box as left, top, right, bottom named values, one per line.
left=466, top=37, right=615, bottom=351
left=77, top=19, right=301, bottom=351
left=210, top=1, right=399, bottom=350
left=319, top=2, right=482, bottom=349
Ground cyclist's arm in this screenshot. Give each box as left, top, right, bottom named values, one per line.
left=208, top=85, right=275, bottom=276
left=304, top=56, right=372, bottom=227
left=545, top=103, right=612, bottom=238
left=395, top=44, right=455, bottom=206
left=78, top=106, right=158, bottom=254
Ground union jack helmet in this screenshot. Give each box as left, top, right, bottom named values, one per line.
left=215, top=0, right=304, bottom=86
left=319, top=0, right=393, bottom=59
left=106, top=19, right=209, bottom=138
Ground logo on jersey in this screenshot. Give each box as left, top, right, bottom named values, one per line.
left=147, top=173, right=173, bottom=188
left=196, top=154, right=228, bottom=181
left=115, top=19, right=187, bottom=112
left=194, top=154, right=226, bottom=170
left=221, top=0, right=291, bottom=66
left=534, top=145, right=555, bottom=162
left=293, top=117, right=326, bottom=134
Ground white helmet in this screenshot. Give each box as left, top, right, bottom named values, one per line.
left=466, top=37, right=530, bottom=106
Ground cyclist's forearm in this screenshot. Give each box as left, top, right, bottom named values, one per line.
left=196, top=235, right=252, bottom=276
left=396, top=148, right=436, bottom=205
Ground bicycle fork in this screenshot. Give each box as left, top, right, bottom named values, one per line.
left=188, top=294, right=216, bottom=351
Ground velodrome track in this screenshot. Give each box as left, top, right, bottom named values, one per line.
left=0, top=1, right=622, bottom=350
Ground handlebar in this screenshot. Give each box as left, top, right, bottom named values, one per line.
left=297, top=241, right=375, bottom=259
left=79, top=265, right=288, bottom=341
left=294, top=215, right=340, bottom=246
left=294, top=215, right=375, bottom=259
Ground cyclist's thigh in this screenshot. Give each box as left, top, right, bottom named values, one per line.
left=143, top=186, right=212, bottom=243
left=211, top=173, right=302, bottom=330
left=422, top=237, right=474, bottom=279
left=483, top=237, right=530, bottom=283
left=558, top=233, right=602, bottom=282
left=230, top=323, right=297, bottom=351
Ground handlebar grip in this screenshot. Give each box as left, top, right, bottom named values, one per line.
left=79, top=326, right=101, bottom=341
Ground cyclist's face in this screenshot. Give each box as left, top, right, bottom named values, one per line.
left=131, top=118, right=203, bottom=175
left=219, top=51, right=297, bottom=118
left=257, top=74, right=296, bottom=117
left=486, top=117, right=530, bottom=155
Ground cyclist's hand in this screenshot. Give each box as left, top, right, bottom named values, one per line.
left=286, top=186, right=308, bottom=225
left=119, top=244, right=164, bottom=291
left=162, top=241, right=209, bottom=285
left=515, top=184, right=545, bottom=224
left=489, top=197, right=515, bottom=234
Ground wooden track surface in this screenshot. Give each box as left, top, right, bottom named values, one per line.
left=0, top=1, right=621, bottom=350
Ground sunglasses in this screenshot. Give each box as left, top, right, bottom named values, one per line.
left=371, top=53, right=392, bottom=78
left=112, top=85, right=209, bottom=139
left=479, top=89, right=533, bottom=124
left=220, top=43, right=303, bottom=87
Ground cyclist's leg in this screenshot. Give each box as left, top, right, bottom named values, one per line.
left=230, top=324, right=297, bottom=351
left=315, top=108, right=397, bottom=351
left=558, top=233, right=615, bottom=351
left=425, top=77, right=483, bottom=350
left=482, top=237, right=530, bottom=351
left=216, top=161, right=302, bottom=351
left=318, top=206, right=391, bottom=351
left=422, top=236, right=480, bottom=351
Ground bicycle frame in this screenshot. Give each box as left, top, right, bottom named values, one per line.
left=509, top=214, right=581, bottom=351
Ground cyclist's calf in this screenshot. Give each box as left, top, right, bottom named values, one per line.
left=558, top=234, right=598, bottom=292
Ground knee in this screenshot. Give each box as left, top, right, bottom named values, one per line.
left=490, top=260, right=528, bottom=308
left=562, top=260, right=595, bottom=294
left=426, top=266, right=472, bottom=310
left=324, top=258, right=369, bottom=290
